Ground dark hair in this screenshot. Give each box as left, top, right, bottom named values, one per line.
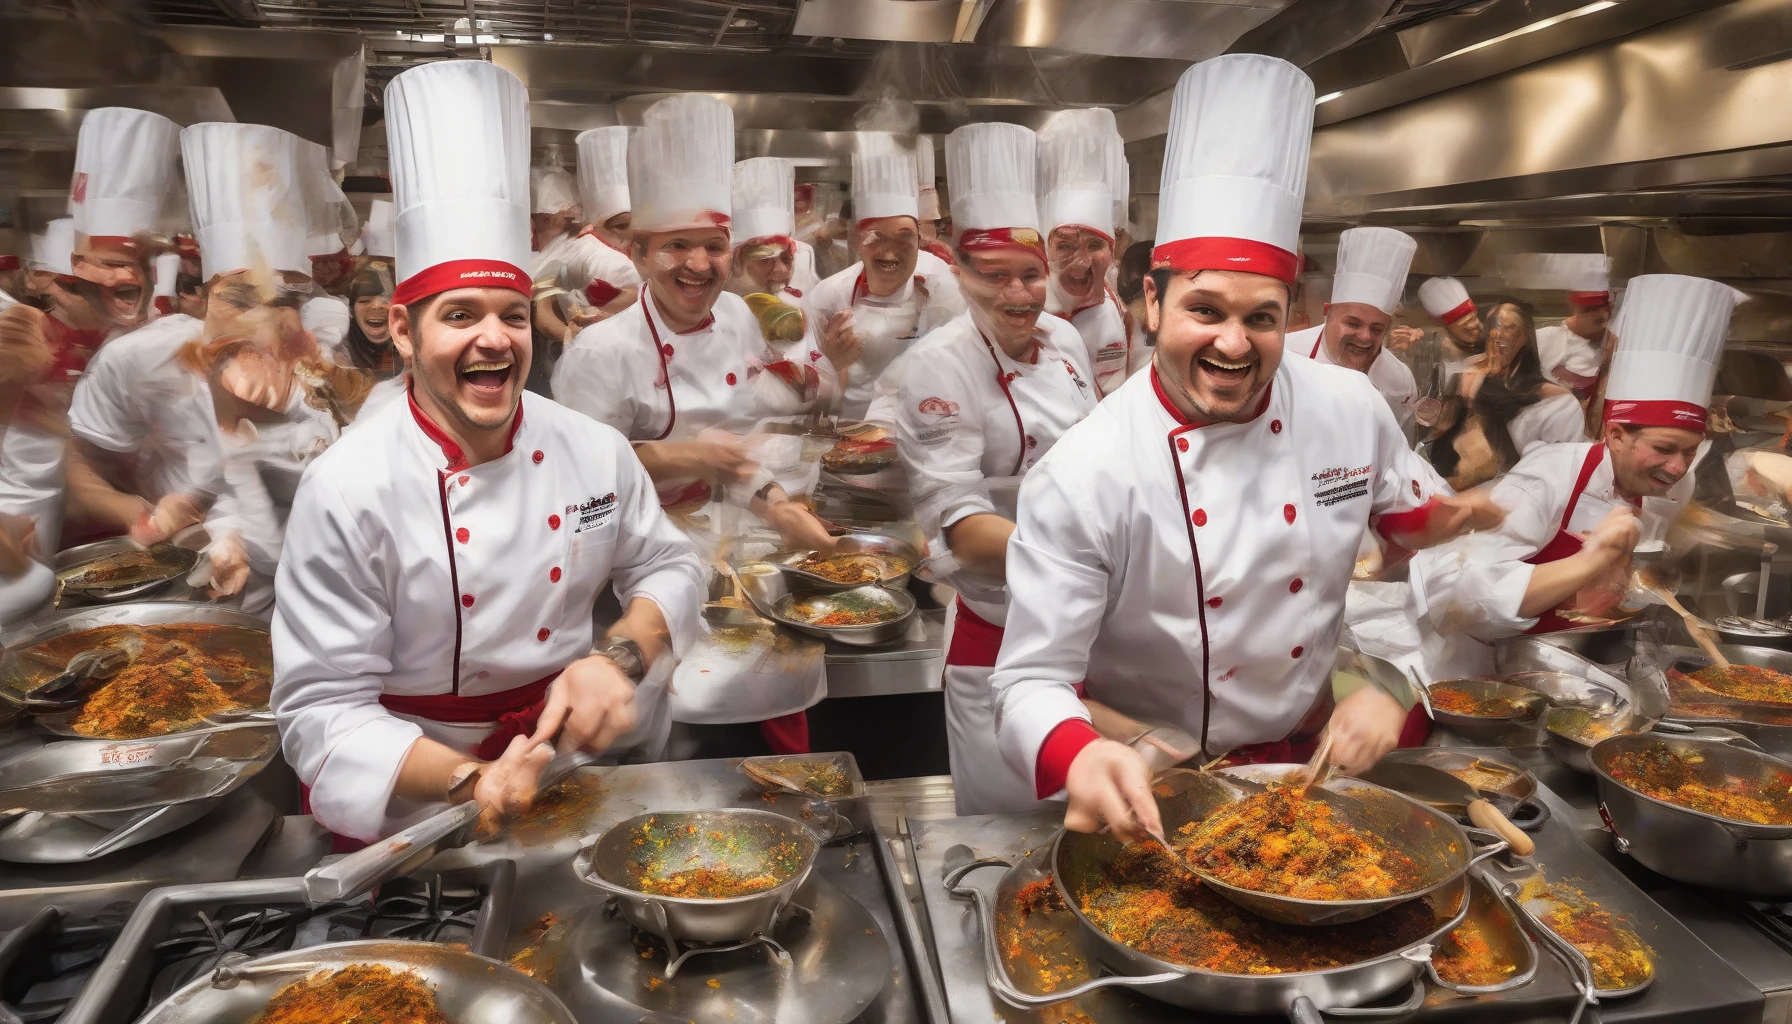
left=1137, top=266, right=1295, bottom=347
left=1117, top=241, right=1155, bottom=303
left=1427, top=299, right=1553, bottom=479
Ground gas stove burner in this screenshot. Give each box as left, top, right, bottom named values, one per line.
left=604, top=898, right=807, bottom=979
left=554, top=873, right=892, bottom=1024
left=370, top=875, right=485, bottom=944
left=0, top=908, right=124, bottom=1024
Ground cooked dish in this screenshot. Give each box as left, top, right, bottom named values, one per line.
left=1605, top=745, right=1792, bottom=825
left=473, top=773, right=606, bottom=845
left=781, top=591, right=902, bottom=627
left=251, top=964, right=450, bottom=1024
left=623, top=819, right=805, bottom=899
left=1075, top=847, right=1441, bottom=974
left=1178, top=787, right=1424, bottom=902
left=1428, top=684, right=1532, bottom=719
left=58, top=546, right=187, bottom=590
left=1520, top=877, right=1654, bottom=991
left=745, top=755, right=852, bottom=796
left=1432, top=917, right=1520, bottom=988
left=821, top=436, right=897, bottom=474
left=1677, top=664, right=1792, bottom=705
left=789, top=550, right=911, bottom=585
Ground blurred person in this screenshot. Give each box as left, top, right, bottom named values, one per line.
left=1288, top=227, right=1419, bottom=440
left=913, top=135, right=954, bottom=265
left=803, top=144, right=964, bottom=421
left=0, top=254, right=24, bottom=312
left=726, top=157, right=838, bottom=416
left=1037, top=108, right=1130, bottom=396
left=341, top=260, right=400, bottom=382
left=1535, top=253, right=1614, bottom=401
left=895, top=122, right=1099, bottom=814
left=273, top=60, right=704, bottom=843
left=1116, top=239, right=1154, bottom=377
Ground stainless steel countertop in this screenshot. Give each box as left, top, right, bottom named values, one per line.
left=824, top=606, right=947, bottom=698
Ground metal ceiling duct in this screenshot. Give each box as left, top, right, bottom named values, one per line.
left=794, top=0, right=1295, bottom=58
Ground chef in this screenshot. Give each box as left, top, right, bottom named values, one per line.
left=894, top=121, right=1099, bottom=815
left=804, top=139, right=964, bottom=422
left=984, top=55, right=1497, bottom=836
left=572, top=126, right=644, bottom=313
left=273, top=59, right=705, bottom=842
left=1289, top=226, right=1420, bottom=440
left=1413, top=273, right=1740, bottom=646
left=1037, top=108, right=1131, bottom=397
left=551, top=93, right=834, bottom=555
left=727, top=156, right=839, bottom=416
left=0, top=107, right=182, bottom=554
left=299, top=139, right=354, bottom=358
left=1535, top=253, right=1614, bottom=401
left=913, top=135, right=954, bottom=265
left=1389, top=276, right=1483, bottom=407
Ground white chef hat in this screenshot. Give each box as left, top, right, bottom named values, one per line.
left=1112, top=155, right=1130, bottom=236
left=1418, top=276, right=1475, bottom=325
left=152, top=251, right=181, bottom=310
left=1153, top=54, right=1312, bottom=284
left=1330, top=227, right=1415, bottom=315
left=852, top=132, right=919, bottom=225
left=1604, top=274, right=1745, bottom=434
left=30, top=219, right=75, bottom=276
left=70, top=107, right=181, bottom=245
left=181, top=123, right=311, bottom=280
left=1555, top=252, right=1612, bottom=307
left=577, top=125, right=632, bottom=227
left=732, top=158, right=795, bottom=244
left=330, top=47, right=366, bottom=173
left=299, top=139, right=355, bottom=258
left=915, top=135, right=941, bottom=222
left=385, top=60, right=532, bottom=305
left=1038, top=108, right=1120, bottom=241
left=630, top=94, right=733, bottom=235
left=946, top=122, right=1043, bottom=260
left=532, top=166, right=580, bottom=217
left=360, top=199, right=396, bottom=259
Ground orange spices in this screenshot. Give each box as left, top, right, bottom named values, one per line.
left=1180, top=787, right=1422, bottom=901
left=251, top=964, right=450, bottom=1024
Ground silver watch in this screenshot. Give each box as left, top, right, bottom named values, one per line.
left=594, top=637, right=646, bottom=684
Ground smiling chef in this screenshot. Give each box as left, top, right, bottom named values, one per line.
left=984, top=54, right=1500, bottom=837
left=1037, top=107, right=1132, bottom=397
left=272, top=60, right=704, bottom=842
left=1288, top=226, right=1420, bottom=440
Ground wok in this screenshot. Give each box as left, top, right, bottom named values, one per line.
left=1426, top=679, right=1546, bottom=744
left=574, top=808, right=819, bottom=960
left=766, top=533, right=919, bottom=590
left=735, top=561, right=915, bottom=646
left=53, top=540, right=198, bottom=604
left=135, top=940, right=575, bottom=1024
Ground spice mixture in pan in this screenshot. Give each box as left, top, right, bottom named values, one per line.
left=624, top=819, right=805, bottom=899
left=251, top=964, right=450, bottom=1024
left=474, top=773, right=607, bottom=845
left=1432, top=916, right=1519, bottom=988
left=746, top=756, right=852, bottom=796
left=783, top=591, right=901, bottom=627
left=1179, top=787, right=1424, bottom=901
left=1519, top=877, right=1654, bottom=991
left=1428, top=684, right=1532, bottom=719
left=60, top=548, right=177, bottom=589
left=1075, top=846, right=1442, bottom=974
left=1675, top=664, right=1792, bottom=705
left=1604, top=746, right=1792, bottom=825
left=790, top=551, right=911, bottom=585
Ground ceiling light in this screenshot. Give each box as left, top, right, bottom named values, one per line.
left=1315, top=91, right=1344, bottom=105
left=729, top=17, right=757, bottom=28
left=543, top=32, right=554, bottom=40
left=1430, top=1, right=1618, bottom=64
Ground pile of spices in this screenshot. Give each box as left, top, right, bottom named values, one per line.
left=1678, top=664, right=1792, bottom=704
left=624, top=819, right=804, bottom=899
left=1432, top=917, right=1519, bottom=988
left=1519, top=877, right=1654, bottom=991
left=1605, top=745, right=1792, bottom=825
left=1428, top=684, right=1533, bottom=719
left=250, top=964, right=450, bottom=1024
left=1180, top=787, right=1423, bottom=901
left=791, top=551, right=910, bottom=585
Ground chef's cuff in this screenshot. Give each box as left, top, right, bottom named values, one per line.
left=305, top=714, right=423, bottom=842
left=1374, top=497, right=1442, bottom=543
left=1035, top=718, right=1102, bottom=800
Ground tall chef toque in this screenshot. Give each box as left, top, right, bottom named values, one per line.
left=386, top=60, right=532, bottom=305
left=1418, top=276, right=1476, bottom=325
left=629, top=94, right=734, bottom=235
left=1152, top=53, right=1312, bottom=285
left=577, top=125, right=633, bottom=228
left=70, top=107, right=181, bottom=248
left=1330, top=226, right=1416, bottom=315
left=732, top=157, right=796, bottom=246
left=947, top=122, right=1044, bottom=261
left=181, top=123, right=311, bottom=280
left=852, top=132, right=919, bottom=226
left=31, top=219, right=76, bottom=276
left=914, top=135, right=941, bottom=222
left=1553, top=252, right=1612, bottom=308
left=1037, top=107, right=1121, bottom=242
left=360, top=199, right=396, bottom=261
left=1603, top=274, right=1746, bottom=434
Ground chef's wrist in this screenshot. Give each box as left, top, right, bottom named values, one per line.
left=592, top=636, right=647, bottom=685
left=445, top=759, right=484, bottom=804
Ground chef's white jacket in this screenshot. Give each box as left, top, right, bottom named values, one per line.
left=1290, top=325, right=1418, bottom=442
left=301, top=296, right=351, bottom=362
left=988, top=357, right=1447, bottom=788
left=802, top=253, right=964, bottom=421
left=1507, top=390, right=1588, bottom=456
left=1536, top=323, right=1603, bottom=389
left=894, top=311, right=1098, bottom=625
left=271, top=390, right=704, bottom=840
left=534, top=231, right=641, bottom=300
left=792, top=240, right=821, bottom=296
left=68, top=313, right=207, bottom=500
left=1410, top=440, right=1697, bottom=641
left=1045, top=284, right=1130, bottom=399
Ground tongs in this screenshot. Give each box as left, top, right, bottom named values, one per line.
left=17, top=638, right=143, bottom=712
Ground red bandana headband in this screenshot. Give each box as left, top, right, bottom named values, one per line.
left=1439, top=299, right=1477, bottom=325
left=1569, top=291, right=1611, bottom=308
left=955, top=227, right=1047, bottom=265
left=393, top=259, right=533, bottom=306
left=1603, top=399, right=1707, bottom=434
left=1150, top=236, right=1299, bottom=285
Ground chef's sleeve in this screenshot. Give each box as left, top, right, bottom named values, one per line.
left=893, top=354, right=993, bottom=540
left=1521, top=392, right=1591, bottom=454
left=553, top=327, right=645, bottom=438
left=68, top=347, right=149, bottom=452
left=271, top=473, right=418, bottom=842
left=602, top=430, right=705, bottom=657
left=1409, top=454, right=1565, bottom=640
left=988, top=460, right=1110, bottom=797
left=1367, top=388, right=1455, bottom=539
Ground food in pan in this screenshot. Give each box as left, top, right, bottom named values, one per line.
left=1177, top=786, right=1424, bottom=902
left=1074, top=846, right=1442, bottom=973
left=251, top=964, right=450, bottom=1024
left=744, top=755, right=852, bottom=796
left=1604, top=745, right=1792, bottom=825
left=57, top=546, right=186, bottom=591
left=782, top=591, right=902, bottom=628
left=1427, top=683, right=1533, bottom=719
left=1675, top=663, right=1792, bottom=705
left=821, top=436, right=898, bottom=474
left=1520, top=878, right=1654, bottom=991
left=624, top=818, right=805, bottom=899
left=507, top=913, right=564, bottom=983
left=1432, top=917, right=1519, bottom=988
left=789, top=550, right=912, bottom=585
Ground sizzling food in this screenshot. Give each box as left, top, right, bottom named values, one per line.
left=1428, top=684, right=1532, bottom=719
left=1179, top=787, right=1424, bottom=902
left=1605, top=745, right=1792, bottom=825
left=251, top=964, right=450, bottom=1024
left=1519, top=877, right=1654, bottom=991
left=789, top=551, right=911, bottom=585
left=1432, top=917, right=1519, bottom=988
left=624, top=818, right=805, bottom=899
left=1678, top=664, right=1792, bottom=705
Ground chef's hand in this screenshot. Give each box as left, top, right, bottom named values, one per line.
left=530, top=653, right=639, bottom=755
left=1064, top=739, right=1161, bottom=842
left=1324, top=685, right=1409, bottom=775
left=474, top=735, right=556, bottom=821
left=1383, top=488, right=1505, bottom=550
left=0, top=513, right=36, bottom=580
left=1581, top=505, right=1640, bottom=565
left=204, top=531, right=250, bottom=598
left=819, top=311, right=862, bottom=371
left=1386, top=325, right=1424, bottom=355
left=763, top=498, right=837, bottom=554
left=131, top=492, right=204, bottom=546
left=686, top=438, right=759, bottom=485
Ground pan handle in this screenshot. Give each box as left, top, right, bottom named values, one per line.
left=1309, top=976, right=1426, bottom=1018
left=942, top=858, right=1183, bottom=1009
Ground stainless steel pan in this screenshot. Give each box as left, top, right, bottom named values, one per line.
left=765, top=533, right=919, bottom=590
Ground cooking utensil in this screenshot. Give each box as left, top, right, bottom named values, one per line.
left=53, top=541, right=198, bottom=603
left=1359, top=761, right=1535, bottom=857
left=1428, top=678, right=1548, bottom=743
left=1501, top=670, right=1621, bottom=711
left=15, top=637, right=142, bottom=711
left=573, top=808, right=819, bottom=959
left=1426, top=870, right=1544, bottom=997
left=1634, top=568, right=1731, bottom=669
left=134, top=939, right=576, bottom=1024
left=1544, top=704, right=1659, bottom=774
left=1297, top=731, right=1334, bottom=795
left=738, top=752, right=863, bottom=797
left=1502, top=869, right=1656, bottom=999
left=1592, top=732, right=1792, bottom=896
left=768, top=533, right=919, bottom=591
left=1380, top=748, right=1550, bottom=830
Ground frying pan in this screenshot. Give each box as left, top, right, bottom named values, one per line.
left=1379, top=748, right=1549, bottom=829
left=1357, top=762, right=1535, bottom=857
left=53, top=541, right=198, bottom=604
left=1427, top=679, right=1547, bottom=743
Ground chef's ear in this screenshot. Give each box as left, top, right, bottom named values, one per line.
left=390, top=299, right=417, bottom=363
left=1142, top=269, right=1163, bottom=335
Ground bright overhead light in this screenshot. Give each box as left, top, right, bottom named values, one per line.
left=1315, top=91, right=1344, bottom=105
left=1431, top=1, right=1618, bottom=64
left=543, top=32, right=554, bottom=40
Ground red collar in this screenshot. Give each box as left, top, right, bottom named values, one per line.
left=406, top=385, right=524, bottom=473
left=647, top=292, right=715, bottom=335
left=851, top=270, right=922, bottom=306
left=1150, top=364, right=1273, bottom=428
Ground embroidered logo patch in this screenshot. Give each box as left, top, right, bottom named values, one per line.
left=917, top=396, right=959, bottom=417
left=569, top=492, right=617, bottom=533
left=1310, top=464, right=1373, bottom=508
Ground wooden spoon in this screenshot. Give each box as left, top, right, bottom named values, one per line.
left=1635, top=571, right=1731, bottom=669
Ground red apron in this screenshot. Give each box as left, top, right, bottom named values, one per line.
left=1522, top=444, right=1625, bottom=635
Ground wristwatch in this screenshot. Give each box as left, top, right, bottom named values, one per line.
left=594, top=636, right=647, bottom=685
left=446, top=760, right=483, bottom=804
